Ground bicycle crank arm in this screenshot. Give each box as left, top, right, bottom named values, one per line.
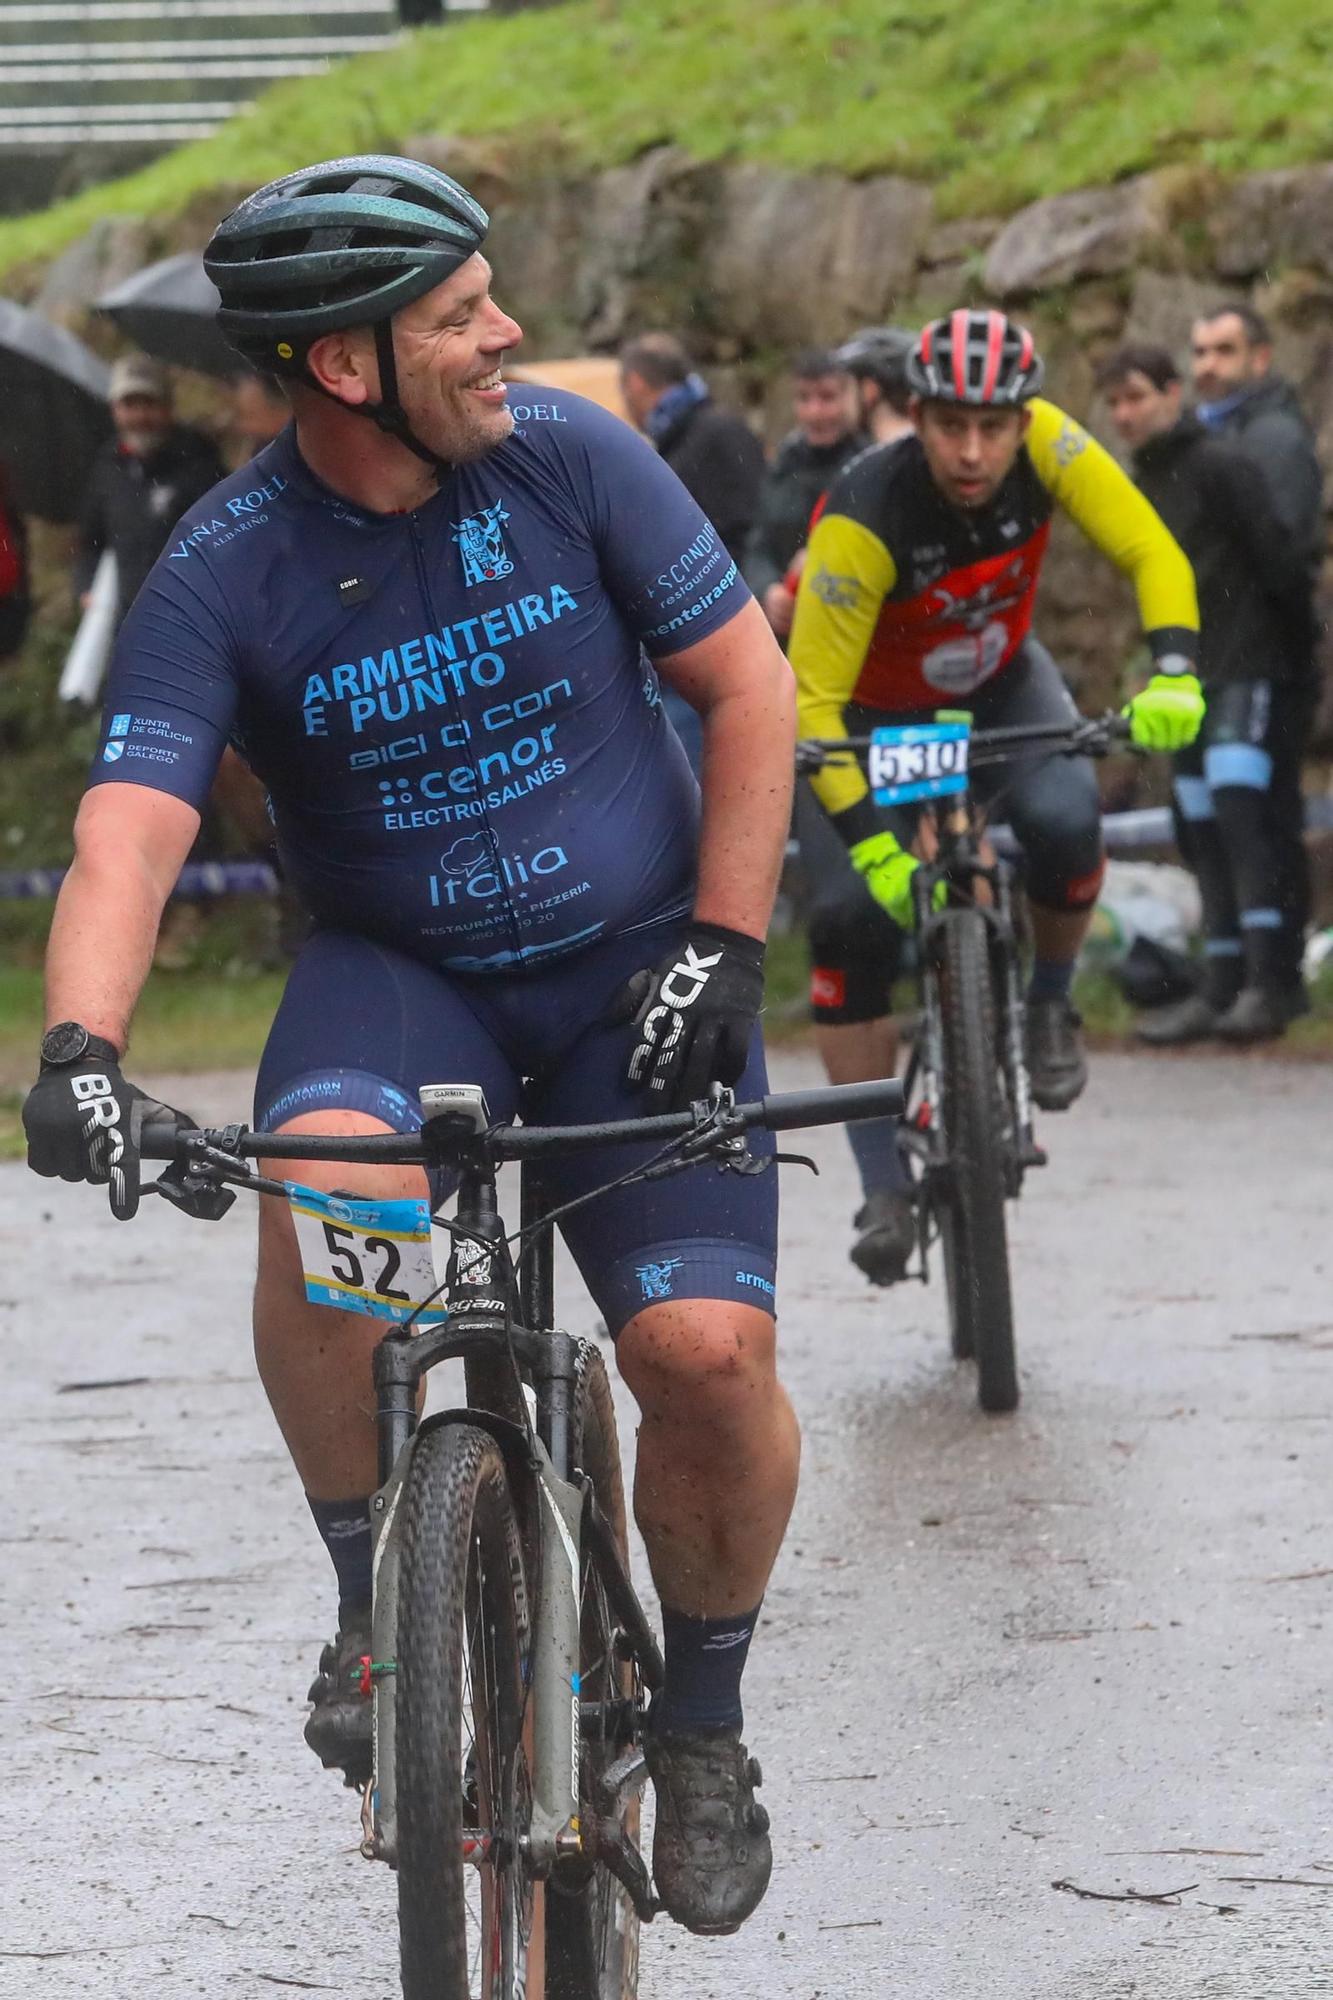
left=582, top=1812, right=661, bottom=1922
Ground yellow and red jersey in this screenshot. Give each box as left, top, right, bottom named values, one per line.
left=789, top=399, right=1198, bottom=818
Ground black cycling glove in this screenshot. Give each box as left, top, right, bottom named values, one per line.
left=24, top=1056, right=195, bottom=1222
left=617, top=922, right=765, bottom=1110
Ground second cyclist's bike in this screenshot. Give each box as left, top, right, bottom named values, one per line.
left=800, top=712, right=1126, bottom=1414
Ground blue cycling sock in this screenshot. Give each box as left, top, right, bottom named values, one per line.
left=657, top=1602, right=761, bottom=1735
left=1028, top=956, right=1075, bottom=1003
left=307, top=1495, right=373, bottom=1620
left=846, top=1113, right=908, bottom=1197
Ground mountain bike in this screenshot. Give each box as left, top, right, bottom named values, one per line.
left=798, top=711, right=1126, bottom=1414
left=140, top=1071, right=903, bottom=1998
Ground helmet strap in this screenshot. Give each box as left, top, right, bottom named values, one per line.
left=362, top=321, right=453, bottom=475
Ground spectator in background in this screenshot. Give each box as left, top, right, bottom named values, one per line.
left=620, top=332, right=765, bottom=771
left=1101, top=342, right=1314, bottom=1041
left=1191, top=303, right=1325, bottom=997
left=619, top=333, right=765, bottom=559
left=76, top=355, right=226, bottom=625
left=743, top=348, right=864, bottom=640
left=836, top=325, right=918, bottom=448
left=231, top=370, right=289, bottom=461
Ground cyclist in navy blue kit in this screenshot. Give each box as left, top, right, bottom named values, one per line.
left=22, top=157, right=797, bottom=1937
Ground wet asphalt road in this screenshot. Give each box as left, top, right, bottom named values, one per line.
left=2, top=1047, right=1331, bottom=1998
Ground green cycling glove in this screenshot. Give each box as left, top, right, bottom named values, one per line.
left=1123, top=670, right=1205, bottom=752
left=849, top=830, right=943, bottom=930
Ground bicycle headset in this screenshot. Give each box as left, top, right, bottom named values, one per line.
left=906, top=309, right=1045, bottom=407
left=204, top=153, right=489, bottom=475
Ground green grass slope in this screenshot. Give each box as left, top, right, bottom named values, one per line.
left=2, top=0, right=1330, bottom=279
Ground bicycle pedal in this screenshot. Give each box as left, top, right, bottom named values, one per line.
left=1019, top=1138, right=1048, bottom=1169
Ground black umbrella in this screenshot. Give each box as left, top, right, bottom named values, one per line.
left=0, top=297, right=112, bottom=523
left=96, top=252, right=240, bottom=381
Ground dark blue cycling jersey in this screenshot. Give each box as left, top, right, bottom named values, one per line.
left=90, top=388, right=750, bottom=971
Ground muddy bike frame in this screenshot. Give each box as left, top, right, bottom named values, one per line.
left=141, top=1075, right=904, bottom=1910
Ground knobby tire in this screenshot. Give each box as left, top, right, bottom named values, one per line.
left=937, top=908, right=1019, bottom=1413
left=396, top=1424, right=534, bottom=1999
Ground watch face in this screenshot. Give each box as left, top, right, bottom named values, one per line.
left=41, top=1021, right=90, bottom=1067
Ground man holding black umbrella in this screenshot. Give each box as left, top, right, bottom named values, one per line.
left=75, top=355, right=224, bottom=624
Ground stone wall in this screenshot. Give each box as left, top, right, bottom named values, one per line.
left=19, top=149, right=1333, bottom=720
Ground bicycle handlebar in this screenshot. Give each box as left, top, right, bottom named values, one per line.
left=139, top=1076, right=906, bottom=1175
left=797, top=710, right=1131, bottom=776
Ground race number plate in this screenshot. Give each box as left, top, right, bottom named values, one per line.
left=869, top=719, right=970, bottom=806
left=286, top=1184, right=442, bottom=1323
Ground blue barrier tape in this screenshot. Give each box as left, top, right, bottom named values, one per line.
left=3, top=800, right=1332, bottom=899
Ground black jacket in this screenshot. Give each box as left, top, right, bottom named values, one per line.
left=742, top=428, right=869, bottom=600
left=654, top=398, right=766, bottom=564
left=1132, top=415, right=1312, bottom=687
left=76, top=426, right=227, bottom=621
left=1202, top=374, right=1324, bottom=574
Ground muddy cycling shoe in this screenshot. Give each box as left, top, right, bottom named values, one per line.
left=1214, top=985, right=1289, bottom=1043
left=849, top=1188, right=915, bottom=1285
left=304, top=1612, right=373, bottom=1788
left=1024, top=997, right=1087, bottom=1110
left=1134, top=993, right=1222, bottom=1046
left=645, top=1725, right=772, bottom=1935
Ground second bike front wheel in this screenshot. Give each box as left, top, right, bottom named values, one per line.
left=396, top=1423, right=535, bottom=1999
left=937, top=907, right=1018, bottom=1413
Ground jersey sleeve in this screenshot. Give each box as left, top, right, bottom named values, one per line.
left=788, top=502, right=897, bottom=821
left=86, top=552, right=242, bottom=808
left=1026, top=399, right=1199, bottom=663
left=553, top=391, right=754, bottom=655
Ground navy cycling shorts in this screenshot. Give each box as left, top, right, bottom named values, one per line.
left=254, top=924, right=778, bottom=1336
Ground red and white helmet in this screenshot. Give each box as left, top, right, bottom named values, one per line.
left=906, top=309, right=1044, bottom=406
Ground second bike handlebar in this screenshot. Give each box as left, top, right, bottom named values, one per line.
left=138, top=1076, right=906, bottom=1172
left=797, top=710, right=1132, bottom=776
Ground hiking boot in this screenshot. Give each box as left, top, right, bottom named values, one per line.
left=645, top=1725, right=772, bottom=1935
left=1214, top=986, right=1288, bottom=1043
left=304, top=1612, right=372, bottom=1787
left=849, top=1188, right=915, bottom=1285
left=1134, top=993, right=1220, bottom=1046
left=1024, top=998, right=1087, bottom=1111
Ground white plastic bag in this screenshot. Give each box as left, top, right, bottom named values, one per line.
left=59, top=549, right=118, bottom=705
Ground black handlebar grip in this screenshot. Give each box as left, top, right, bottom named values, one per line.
left=138, top=1114, right=190, bottom=1160
left=759, top=1078, right=905, bottom=1132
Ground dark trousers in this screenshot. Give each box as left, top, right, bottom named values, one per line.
left=1171, top=678, right=1309, bottom=997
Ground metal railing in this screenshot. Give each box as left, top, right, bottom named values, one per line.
left=0, top=0, right=491, bottom=151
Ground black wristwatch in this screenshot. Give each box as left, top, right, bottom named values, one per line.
left=40, top=1021, right=121, bottom=1070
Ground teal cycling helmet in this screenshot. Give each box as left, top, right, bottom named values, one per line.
left=205, top=154, right=490, bottom=468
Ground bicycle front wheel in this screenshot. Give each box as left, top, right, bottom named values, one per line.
left=937, top=908, right=1018, bottom=1413
left=396, top=1424, right=535, bottom=1999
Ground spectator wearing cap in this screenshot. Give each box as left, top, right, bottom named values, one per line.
left=75, top=354, right=226, bottom=624
left=1101, top=341, right=1314, bottom=1041
left=743, top=349, right=865, bottom=640
left=619, top=333, right=765, bottom=562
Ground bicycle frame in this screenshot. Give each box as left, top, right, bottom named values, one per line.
left=363, top=1150, right=661, bottom=1883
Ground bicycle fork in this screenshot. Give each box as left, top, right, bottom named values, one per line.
left=358, top=1338, right=585, bottom=1876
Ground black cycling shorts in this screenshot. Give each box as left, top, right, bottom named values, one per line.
left=799, top=638, right=1105, bottom=1026
left=254, top=923, right=777, bottom=1336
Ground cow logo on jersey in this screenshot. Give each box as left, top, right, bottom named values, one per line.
left=453, top=501, right=514, bottom=587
